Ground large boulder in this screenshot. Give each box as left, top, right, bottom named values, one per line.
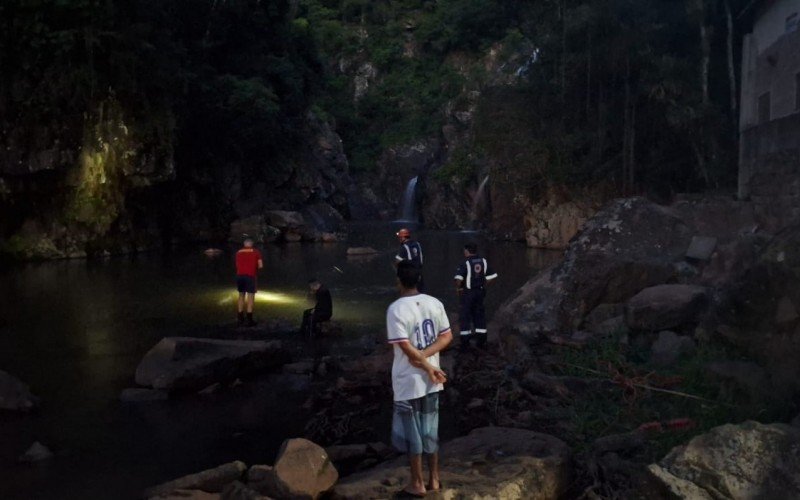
left=332, top=427, right=571, bottom=500
left=0, top=370, right=39, bottom=411
left=229, top=216, right=280, bottom=244
left=648, top=421, right=800, bottom=499
left=625, top=284, right=709, bottom=331
left=135, top=338, right=287, bottom=391
left=523, top=186, right=602, bottom=250
left=144, top=461, right=247, bottom=498
left=251, top=438, right=338, bottom=499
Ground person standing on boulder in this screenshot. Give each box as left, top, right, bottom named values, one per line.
left=236, top=236, right=263, bottom=327
left=394, top=228, right=425, bottom=292
left=387, top=261, right=452, bottom=497
left=454, top=242, right=497, bottom=350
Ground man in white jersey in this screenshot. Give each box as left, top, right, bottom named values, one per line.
left=387, top=261, right=453, bottom=497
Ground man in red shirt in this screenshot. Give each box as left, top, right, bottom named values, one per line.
left=236, top=237, right=263, bottom=327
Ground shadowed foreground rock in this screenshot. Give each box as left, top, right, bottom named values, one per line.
left=250, top=438, right=338, bottom=499
left=648, top=421, right=800, bottom=499
left=625, top=284, right=709, bottom=331
left=135, top=338, right=286, bottom=391
left=332, top=427, right=571, bottom=500
left=0, top=369, right=39, bottom=411
left=145, top=461, right=247, bottom=498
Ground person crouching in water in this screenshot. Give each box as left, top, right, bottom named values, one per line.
left=387, top=261, right=452, bottom=497
left=301, top=278, right=332, bottom=337
left=235, top=236, right=263, bottom=327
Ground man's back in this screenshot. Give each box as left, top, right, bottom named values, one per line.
left=236, top=248, right=261, bottom=276
left=386, top=294, right=450, bottom=401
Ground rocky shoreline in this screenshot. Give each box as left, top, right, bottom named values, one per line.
left=8, top=194, right=800, bottom=499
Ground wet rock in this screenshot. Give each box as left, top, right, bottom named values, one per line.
left=625, top=284, right=709, bottom=331
left=333, top=427, right=571, bottom=500
left=345, top=247, right=378, bottom=256
left=650, top=331, right=696, bottom=367
left=648, top=421, right=800, bottom=499
left=256, top=438, right=338, bottom=499
left=135, top=338, right=287, bottom=392
left=18, top=441, right=53, bottom=463
left=120, top=388, right=169, bottom=403
left=0, top=369, right=39, bottom=411
left=320, top=232, right=338, bottom=243
left=685, top=235, right=717, bottom=261
left=144, top=461, right=247, bottom=498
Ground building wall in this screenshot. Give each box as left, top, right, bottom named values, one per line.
left=739, top=0, right=800, bottom=226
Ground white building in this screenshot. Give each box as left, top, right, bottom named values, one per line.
left=739, top=0, right=800, bottom=228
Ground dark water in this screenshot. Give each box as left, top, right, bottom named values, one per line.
left=0, top=225, right=560, bottom=499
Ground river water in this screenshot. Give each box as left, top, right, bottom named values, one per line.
left=0, top=225, right=560, bottom=499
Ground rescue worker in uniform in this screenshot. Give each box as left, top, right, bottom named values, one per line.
left=454, top=242, right=498, bottom=350
left=394, top=228, right=425, bottom=292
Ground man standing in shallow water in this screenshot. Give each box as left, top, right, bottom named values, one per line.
left=387, top=261, right=452, bottom=497
left=235, top=236, right=263, bottom=327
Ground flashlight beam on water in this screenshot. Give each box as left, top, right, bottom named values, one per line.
left=217, top=291, right=300, bottom=306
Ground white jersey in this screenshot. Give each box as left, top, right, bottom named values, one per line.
left=386, top=294, right=451, bottom=402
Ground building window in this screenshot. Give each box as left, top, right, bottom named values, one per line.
left=788, top=13, right=799, bottom=33
left=758, top=92, right=771, bottom=124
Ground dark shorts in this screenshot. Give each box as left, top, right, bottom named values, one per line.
left=391, top=392, right=440, bottom=455
left=236, top=275, right=256, bottom=294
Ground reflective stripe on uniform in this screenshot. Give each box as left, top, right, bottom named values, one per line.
left=465, top=260, right=472, bottom=289
left=474, top=328, right=487, bottom=333
left=460, top=329, right=472, bottom=336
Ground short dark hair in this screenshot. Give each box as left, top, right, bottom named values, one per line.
left=396, top=260, right=421, bottom=289
left=464, top=242, right=478, bottom=254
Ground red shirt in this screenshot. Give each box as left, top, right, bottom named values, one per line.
left=236, top=248, right=262, bottom=277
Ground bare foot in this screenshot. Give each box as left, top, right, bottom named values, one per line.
left=399, top=483, right=426, bottom=498
left=427, top=478, right=441, bottom=491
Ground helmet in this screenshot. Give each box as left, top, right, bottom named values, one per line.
left=396, top=228, right=411, bottom=238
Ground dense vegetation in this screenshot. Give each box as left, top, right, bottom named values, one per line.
left=302, top=0, right=752, bottom=195
left=0, top=0, right=756, bottom=253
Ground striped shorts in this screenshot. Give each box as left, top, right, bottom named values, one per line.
left=391, top=392, right=440, bottom=455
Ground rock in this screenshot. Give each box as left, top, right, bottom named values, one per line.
left=466, top=398, right=485, bottom=410
left=345, top=247, right=378, bottom=256
left=320, top=232, right=338, bottom=243
left=229, top=216, right=280, bottom=244
left=198, top=383, right=221, bottom=395
left=523, top=186, right=601, bottom=249
left=593, top=431, right=646, bottom=454
left=775, top=296, right=799, bottom=325
left=493, top=198, right=689, bottom=348
left=650, top=331, right=696, bottom=367
left=317, top=321, right=343, bottom=336
left=0, top=370, right=39, bottom=411
left=144, top=461, right=247, bottom=498
left=220, top=481, right=269, bottom=500
left=135, top=338, right=287, bottom=392
left=648, top=421, right=800, bottom=499
left=18, top=441, right=53, bottom=463
left=258, top=438, right=338, bottom=499
left=326, top=444, right=371, bottom=463
left=148, top=490, right=222, bottom=500
left=685, top=235, right=717, bottom=261
left=265, top=210, right=306, bottom=230
left=333, top=427, right=571, bottom=500
left=120, top=388, right=169, bottom=403
left=336, top=352, right=391, bottom=374
left=284, top=232, right=303, bottom=243
left=705, top=361, right=769, bottom=402
left=283, top=361, right=314, bottom=375
left=204, top=248, right=224, bottom=257
left=625, top=284, right=709, bottom=331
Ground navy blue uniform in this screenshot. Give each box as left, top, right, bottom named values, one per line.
left=396, top=239, right=425, bottom=292
left=455, top=255, right=497, bottom=348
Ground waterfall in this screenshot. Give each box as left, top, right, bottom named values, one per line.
left=471, top=175, right=490, bottom=223
left=398, top=176, right=419, bottom=222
